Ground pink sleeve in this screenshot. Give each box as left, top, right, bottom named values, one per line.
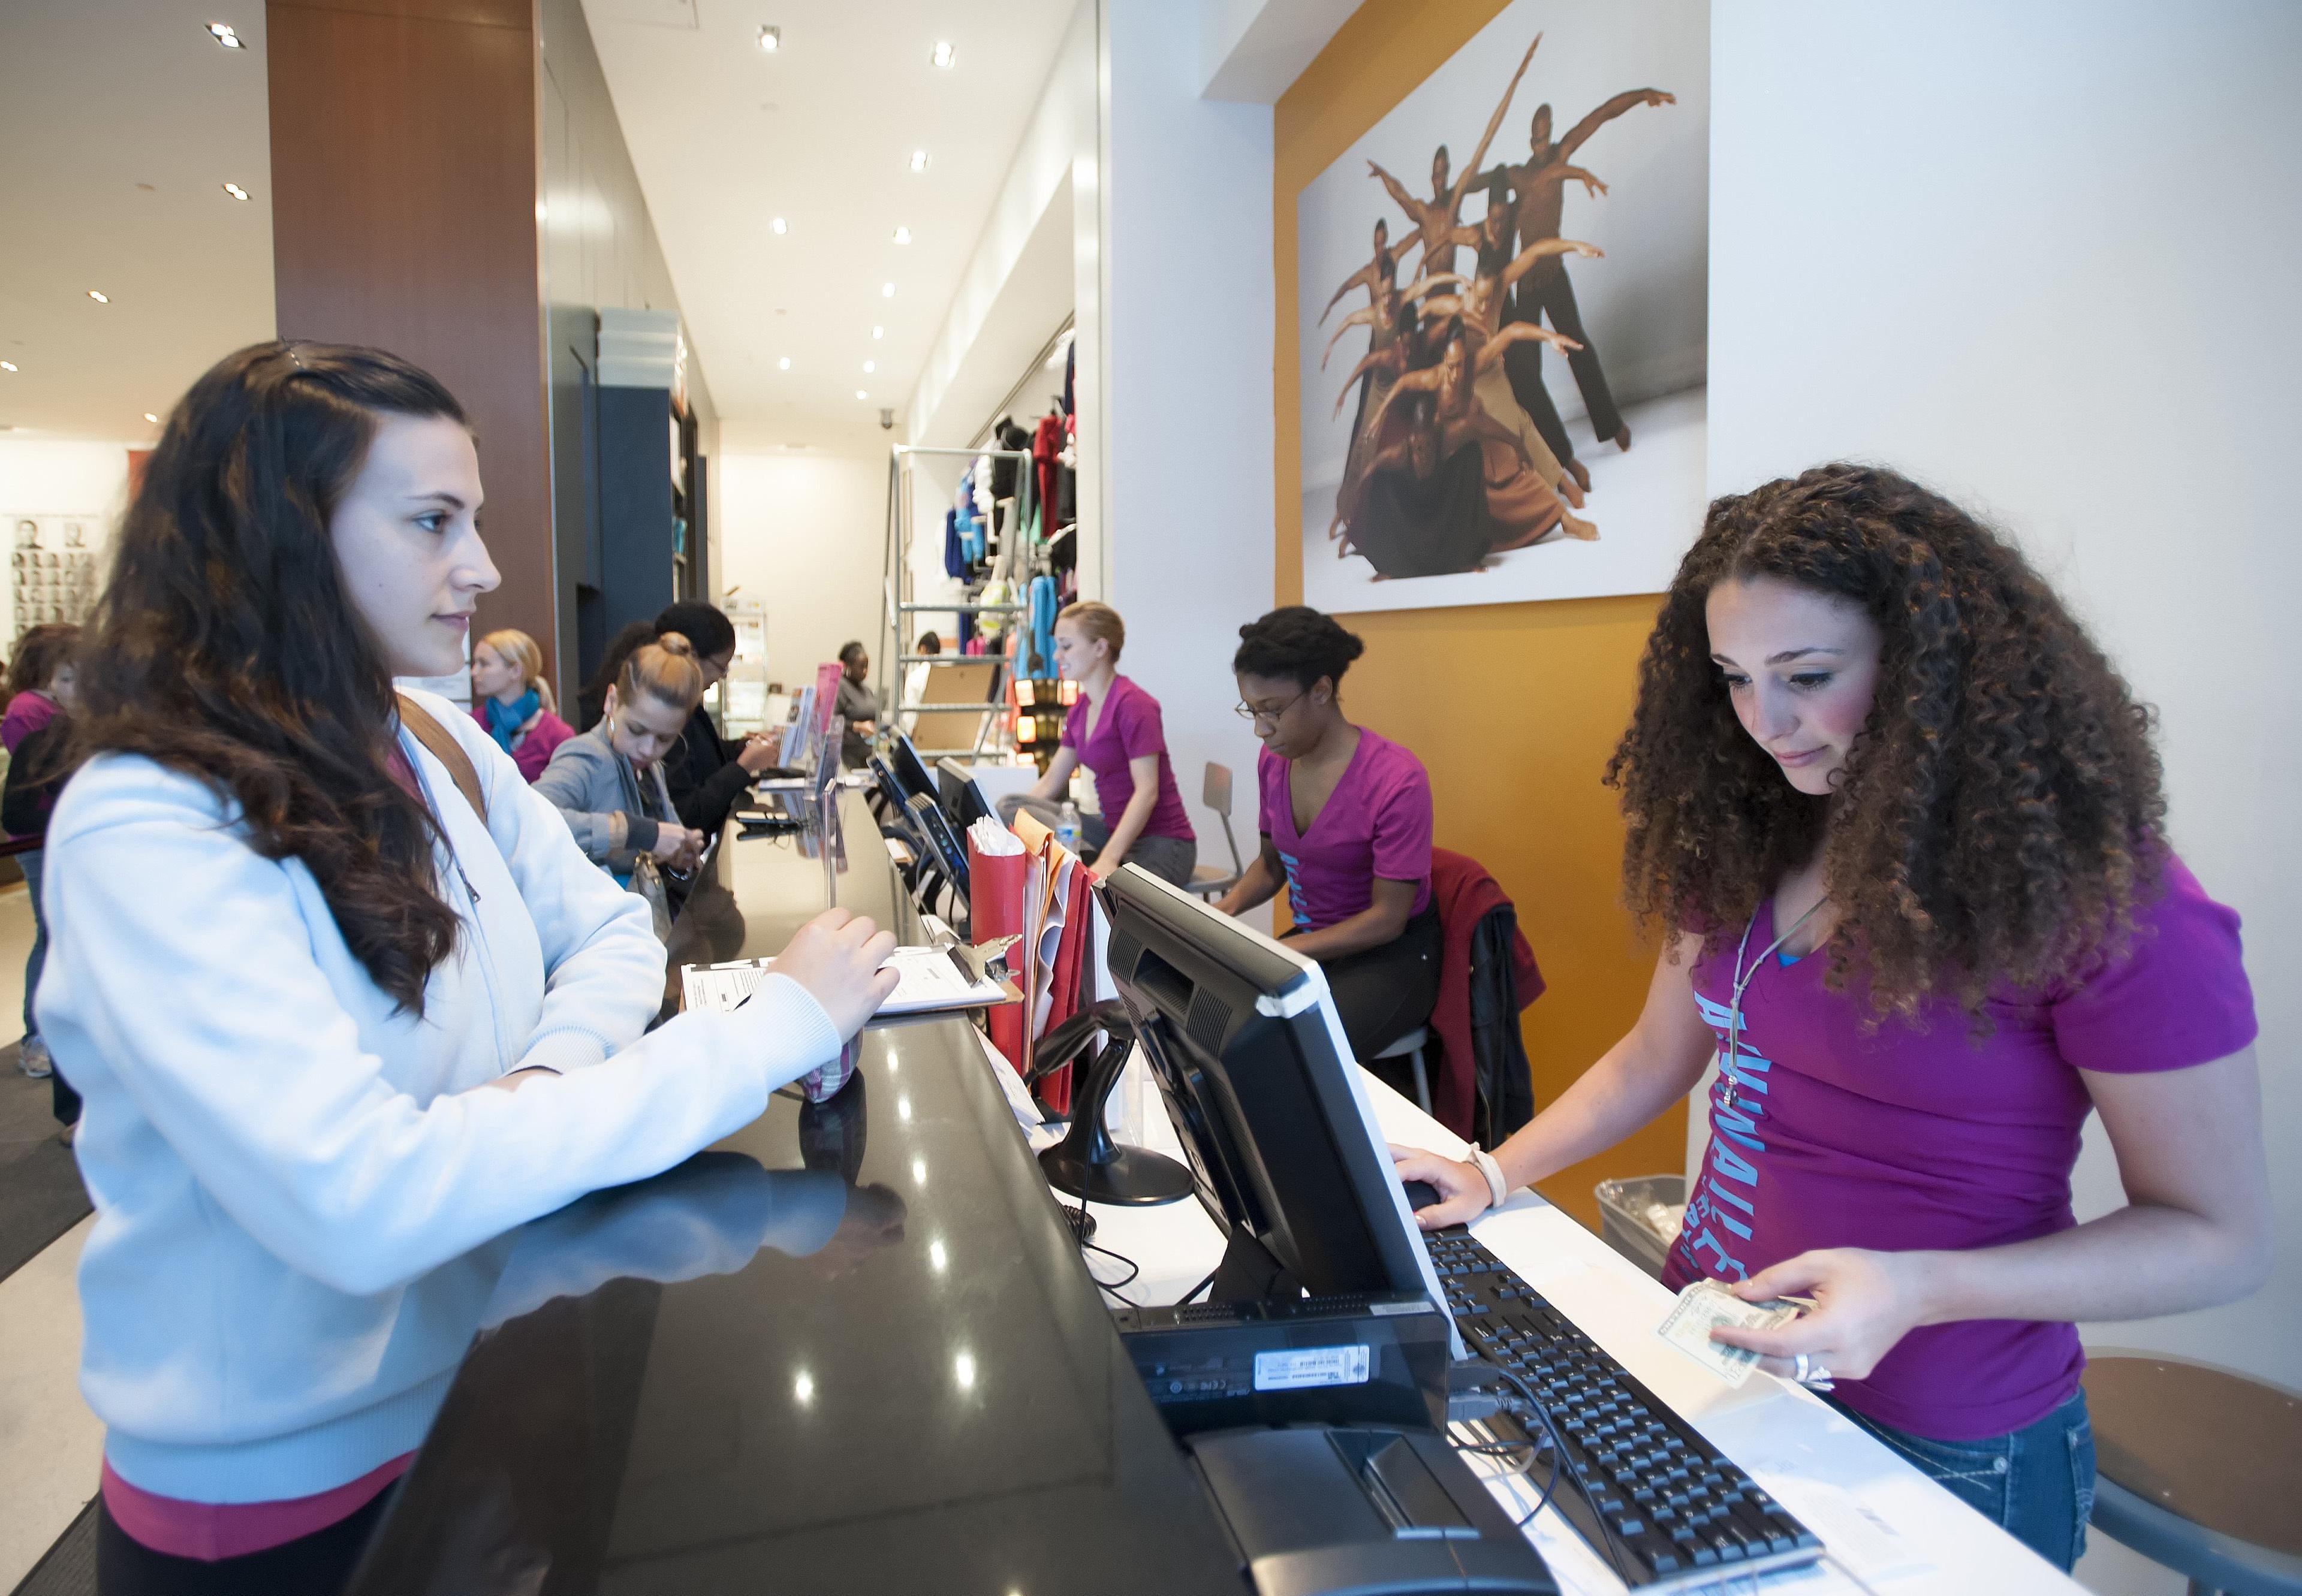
left=2050, top=856, right=2256, bottom=1073
left=1117, top=689, right=1167, bottom=762
left=1368, top=754, right=1433, bottom=886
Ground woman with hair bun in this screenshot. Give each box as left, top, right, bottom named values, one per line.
left=1392, top=464, right=2268, bottom=1570
left=535, top=633, right=711, bottom=880
left=1215, top=605, right=1439, bottom=1067
left=469, top=627, right=573, bottom=782
left=1005, top=601, right=1198, bottom=886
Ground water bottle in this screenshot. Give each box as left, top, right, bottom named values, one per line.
left=1055, top=800, right=1081, bottom=854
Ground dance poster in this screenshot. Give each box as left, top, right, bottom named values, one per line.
left=1297, top=0, right=1709, bottom=613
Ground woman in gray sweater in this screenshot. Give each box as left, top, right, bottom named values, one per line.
left=536, top=633, right=710, bottom=883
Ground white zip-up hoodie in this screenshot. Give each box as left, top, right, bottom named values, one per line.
left=38, top=688, right=841, bottom=1505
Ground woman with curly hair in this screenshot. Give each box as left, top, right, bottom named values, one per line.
left=1392, top=464, right=2267, bottom=1569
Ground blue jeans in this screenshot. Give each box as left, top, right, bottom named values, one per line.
left=1834, top=1389, right=2096, bottom=1571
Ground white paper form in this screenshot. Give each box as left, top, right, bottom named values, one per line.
left=680, top=946, right=1007, bottom=1018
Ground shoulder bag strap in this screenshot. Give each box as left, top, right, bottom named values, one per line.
left=395, top=692, right=489, bottom=825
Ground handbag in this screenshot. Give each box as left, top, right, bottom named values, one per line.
left=625, top=853, right=674, bottom=943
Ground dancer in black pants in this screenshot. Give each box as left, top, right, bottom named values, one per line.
left=1215, top=608, right=1438, bottom=1074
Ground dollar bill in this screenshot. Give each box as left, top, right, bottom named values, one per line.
left=1655, top=1280, right=1804, bottom=1387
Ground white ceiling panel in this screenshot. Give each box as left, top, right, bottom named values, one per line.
left=580, top=0, right=1076, bottom=454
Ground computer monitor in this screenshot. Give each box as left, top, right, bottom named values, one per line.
left=1095, top=865, right=1454, bottom=1342
left=890, top=734, right=938, bottom=807
left=935, top=757, right=995, bottom=832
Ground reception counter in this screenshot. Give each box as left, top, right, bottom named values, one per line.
left=348, top=787, right=1244, bottom=1593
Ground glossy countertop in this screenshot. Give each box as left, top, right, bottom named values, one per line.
left=352, top=787, right=1245, bottom=1594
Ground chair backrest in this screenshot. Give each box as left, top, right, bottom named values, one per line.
left=1201, top=760, right=1233, bottom=818
left=1201, top=761, right=1245, bottom=877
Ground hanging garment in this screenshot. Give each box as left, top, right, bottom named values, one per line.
left=992, top=420, right=1028, bottom=500
left=942, top=508, right=966, bottom=580
left=1428, top=849, right=1544, bottom=1144
left=957, top=611, right=976, bottom=651
left=1032, top=412, right=1063, bottom=527
left=1028, top=575, right=1057, bottom=677
left=1063, top=339, right=1075, bottom=417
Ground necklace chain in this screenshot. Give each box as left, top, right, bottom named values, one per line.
left=1719, top=895, right=1826, bottom=1113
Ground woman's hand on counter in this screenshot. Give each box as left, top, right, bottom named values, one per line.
left=1387, top=1143, right=1492, bottom=1230
left=773, top=908, right=900, bottom=1039
left=737, top=737, right=783, bottom=775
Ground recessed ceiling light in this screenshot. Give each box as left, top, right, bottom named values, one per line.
left=222, top=182, right=250, bottom=201
left=88, top=289, right=110, bottom=303
left=892, top=226, right=912, bottom=245
left=778, top=356, right=791, bottom=370
left=909, top=149, right=930, bottom=174
left=872, top=325, right=884, bottom=339
left=856, top=390, right=869, bottom=400
left=881, top=282, right=895, bottom=298
left=0, top=361, right=17, bottom=373
left=757, top=25, right=780, bottom=52
left=863, top=360, right=875, bottom=373
left=206, top=22, right=243, bottom=48
left=930, top=41, right=955, bottom=69
left=770, top=216, right=787, bottom=235
left=144, top=412, right=160, bottom=424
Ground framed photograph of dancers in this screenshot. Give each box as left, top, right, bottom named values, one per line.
left=1297, top=0, right=1708, bottom=613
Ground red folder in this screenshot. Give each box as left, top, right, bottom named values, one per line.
left=1035, top=865, right=1093, bottom=1116
left=969, top=838, right=1031, bottom=1073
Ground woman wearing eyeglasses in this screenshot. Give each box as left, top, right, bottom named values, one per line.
left=1215, top=607, right=1438, bottom=1066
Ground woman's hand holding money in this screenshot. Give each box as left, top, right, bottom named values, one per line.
left=1707, top=1247, right=1937, bottom=1386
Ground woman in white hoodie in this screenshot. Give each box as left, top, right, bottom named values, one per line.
left=43, top=340, right=897, bottom=1594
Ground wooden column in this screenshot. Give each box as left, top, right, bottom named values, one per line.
left=266, top=0, right=555, bottom=668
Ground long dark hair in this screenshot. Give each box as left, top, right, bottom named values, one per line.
left=74, top=341, right=470, bottom=1014
left=5, top=623, right=80, bottom=701
left=1606, top=463, right=2166, bottom=1023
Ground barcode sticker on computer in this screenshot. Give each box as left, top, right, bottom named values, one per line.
left=1252, top=1345, right=1372, bottom=1391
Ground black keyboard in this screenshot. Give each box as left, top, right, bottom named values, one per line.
left=1427, top=1229, right=1823, bottom=1588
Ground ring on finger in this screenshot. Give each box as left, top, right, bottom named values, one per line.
left=1792, top=1353, right=1835, bottom=1390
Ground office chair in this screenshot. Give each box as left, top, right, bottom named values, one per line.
left=1185, top=761, right=1246, bottom=900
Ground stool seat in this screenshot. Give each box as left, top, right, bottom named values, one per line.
left=1372, top=1026, right=1429, bottom=1060
left=2083, top=1352, right=2302, bottom=1595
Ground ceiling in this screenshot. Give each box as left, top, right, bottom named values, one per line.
left=580, top=0, right=1076, bottom=455
left=0, top=1, right=276, bottom=443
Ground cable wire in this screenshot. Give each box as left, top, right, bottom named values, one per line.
left=1492, top=1364, right=1634, bottom=1586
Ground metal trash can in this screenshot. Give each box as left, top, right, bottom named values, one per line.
left=1594, top=1175, right=1686, bottom=1280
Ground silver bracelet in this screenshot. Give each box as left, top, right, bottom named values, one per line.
left=1467, top=1144, right=1510, bottom=1211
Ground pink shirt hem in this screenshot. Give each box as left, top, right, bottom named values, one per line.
left=100, top=1453, right=412, bottom=1562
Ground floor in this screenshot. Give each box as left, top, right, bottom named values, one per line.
left=0, top=880, right=103, bottom=1592
left=0, top=873, right=2187, bottom=1596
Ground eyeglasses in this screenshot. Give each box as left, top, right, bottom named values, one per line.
left=1234, top=692, right=1306, bottom=727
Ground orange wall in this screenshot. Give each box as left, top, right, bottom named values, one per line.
left=1274, top=0, right=1679, bottom=1226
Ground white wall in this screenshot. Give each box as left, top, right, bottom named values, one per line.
left=1097, top=0, right=1275, bottom=853
left=1710, top=0, right=2302, bottom=1396
left=715, top=452, right=887, bottom=690
left=0, top=439, right=131, bottom=530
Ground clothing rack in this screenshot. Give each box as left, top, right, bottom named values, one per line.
left=881, top=443, right=1036, bottom=759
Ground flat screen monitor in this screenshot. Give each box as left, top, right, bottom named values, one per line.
left=890, top=734, right=938, bottom=807
left=1096, top=866, right=1454, bottom=1342
left=935, top=757, right=995, bottom=833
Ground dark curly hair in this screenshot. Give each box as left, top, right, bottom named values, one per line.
left=1605, top=463, right=2166, bottom=1024
left=1233, top=606, right=1366, bottom=691
left=74, top=340, right=469, bottom=1015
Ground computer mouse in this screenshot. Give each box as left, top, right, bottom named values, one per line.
left=1402, top=1179, right=1441, bottom=1211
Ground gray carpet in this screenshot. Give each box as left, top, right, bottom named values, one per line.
left=0, top=1043, right=90, bottom=1282
left=8, top=1501, right=94, bottom=1596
